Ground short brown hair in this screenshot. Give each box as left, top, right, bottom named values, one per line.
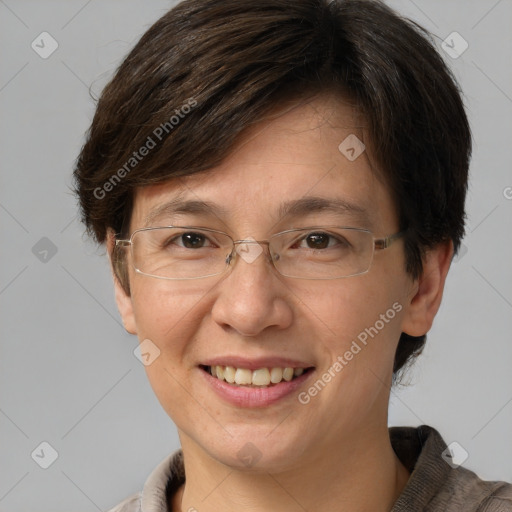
left=73, top=0, right=471, bottom=380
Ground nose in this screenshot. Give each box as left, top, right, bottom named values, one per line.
left=210, top=240, right=293, bottom=337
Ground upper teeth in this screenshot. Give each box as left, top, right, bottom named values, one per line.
left=209, top=366, right=305, bottom=386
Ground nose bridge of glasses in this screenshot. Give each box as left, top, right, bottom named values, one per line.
left=230, top=238, right=272, bottom=266
left=233, top=238, right=270, bottom=247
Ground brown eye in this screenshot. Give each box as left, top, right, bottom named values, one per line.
left=181, top=232, right=207, bottom=248
left=305, top=233, right=330, bottom=249
left=163, top=231, right=213, bottom=250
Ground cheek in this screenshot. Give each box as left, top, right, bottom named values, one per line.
left=129, top=280, right=211, bottom=417
left=299, top=277, right=406, bottom=414
left=287, top=280, right=405, bottom=437
left=129, top=277, right=211, bottom=355
left=297, top=271, right=406, bottom=379
left=298, top=276, right=396, bottom=339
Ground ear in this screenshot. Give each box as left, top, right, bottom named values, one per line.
left=401, top=240, right=453, bottom=337
left=107, top=230, right=137, bottom=335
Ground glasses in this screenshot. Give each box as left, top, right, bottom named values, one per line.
left=115, top=226, right=404, bottom=280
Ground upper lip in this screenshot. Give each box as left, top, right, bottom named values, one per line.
left=201, top=356, right=314, bottom=371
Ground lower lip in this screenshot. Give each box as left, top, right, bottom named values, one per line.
left=200, top=368, right=314, bottom=408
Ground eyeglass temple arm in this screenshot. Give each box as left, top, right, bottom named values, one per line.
left=374, top=231, right=405, bottom=251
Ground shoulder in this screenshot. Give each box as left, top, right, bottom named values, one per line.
left=449, top=467, right=512, bottom=511
left=439, top=465, right=512, bottom=511
left=484, top=483, right=512, bottom=511
left=390, top=425, right=512, bottom=511
left=104, top=450, right=184, bottom=512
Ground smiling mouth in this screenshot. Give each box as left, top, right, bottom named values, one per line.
left=200, top=365, right=314, bottom=387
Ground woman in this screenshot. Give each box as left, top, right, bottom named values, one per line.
left=74, top=0, right=512, bottom=510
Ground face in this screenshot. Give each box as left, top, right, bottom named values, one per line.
left=114, top=95, right=424, bottom=472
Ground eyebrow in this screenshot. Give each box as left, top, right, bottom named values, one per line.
left=277, top=196, right=369, bottom=223
left=144, top=195, right=369, bottom=227
left=144, top=198, right=229, bottom=227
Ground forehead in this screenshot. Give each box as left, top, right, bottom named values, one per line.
left=131, top=95, right=397, bottom=234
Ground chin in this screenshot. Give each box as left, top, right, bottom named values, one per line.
left=197, top=426, right=307, bottom=473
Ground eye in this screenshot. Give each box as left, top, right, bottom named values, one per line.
left=167, top=231, right=214, bottom=249
left=304, top=232, right=332, bottom=249
left=294, top=231, right=347, bottom=250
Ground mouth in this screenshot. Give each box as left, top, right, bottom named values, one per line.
left=200, top=365, right=314, bottom=387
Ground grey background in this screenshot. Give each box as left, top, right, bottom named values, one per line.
left=0, top=0, right=511, bottom=510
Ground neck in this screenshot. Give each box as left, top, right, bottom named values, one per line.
left=172, top=424, right=410, bottom=512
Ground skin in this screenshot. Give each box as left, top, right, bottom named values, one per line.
left=109, top=95, right=453, bottom=511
